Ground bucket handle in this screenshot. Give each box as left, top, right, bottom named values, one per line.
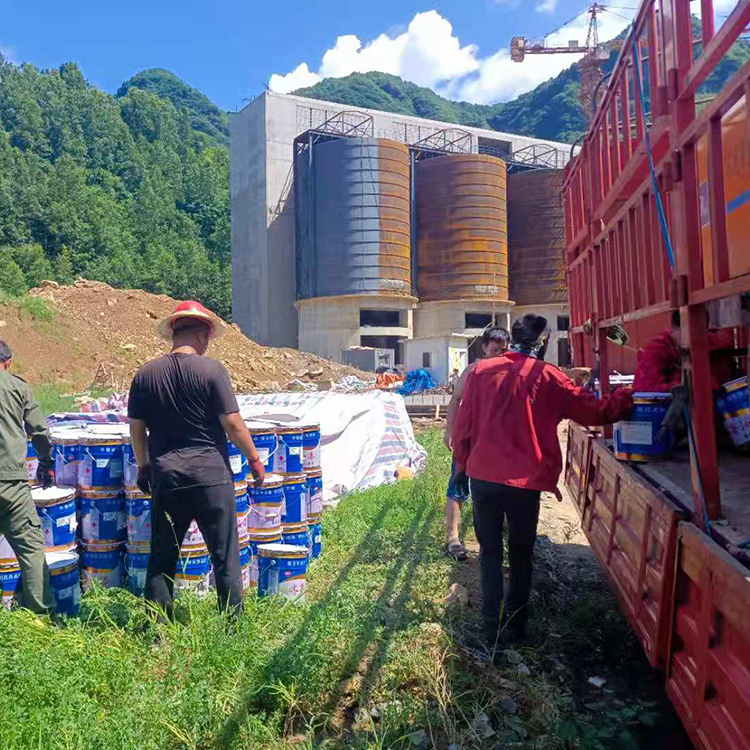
left=252, top=508, right=281, bottom=520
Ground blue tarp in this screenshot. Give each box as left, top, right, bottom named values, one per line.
left=397, top=369, right=437, bottom=396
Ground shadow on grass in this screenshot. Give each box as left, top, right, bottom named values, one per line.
left=216, top=480, right=439, bottom=747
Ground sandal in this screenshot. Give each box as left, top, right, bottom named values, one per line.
left=444, top=540, right=469, bottom=561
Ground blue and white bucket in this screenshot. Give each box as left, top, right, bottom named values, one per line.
left=239, top=544, right=251, bottom=591
left=26, top=440, right=39, bottom=486
left=274, top=427, right=304, bottom=475
left=79, top=490, right=126, bottom=543
left=174, top=548, right=212, bottom=597
left=716, top=376, right=750, bottom=449
left=182, top=520, right=206, bottom=551
left=0, top=535, right=17, bottom=566
left=247, top=474, right=284, bottom=532
left=282, top=522, right=310, bottom=557
left=248, top=529, right=282, bottom=589
left=125, top=546, right=149, bottom=597
left=227, top=441, right=247, bottom=483
left=614, top=393, right=673, bottom=462
left=305, top=469, right=323, bottom=517
left=245, top=422, right=278, bottom=473
left=122, top=441, right=139, bottom=490
left=79, top=435, right=124, bottom=490
left=32, top=486, right=77, bottom=552
left=309, top=522, right=322, bottom=560
left=258, top=543, right=309, bottom=601
left=282, top=474, right=307, bottom=524
left=236, top=487, right=249, bottom=544
left=51, top=430, right=84, bottom=488
left=302, top=424, right=321, bottom=470
left=47, top=550, right=81, bottom=617
left=81, top=542, right=124, bottom=590
left=125, top=490, right=151, bottom=549
left=0, top=564, right=21, bottom=610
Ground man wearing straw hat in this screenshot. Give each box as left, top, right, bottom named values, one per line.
left=0, top=340, right=56, bottom=615
left=128, top=301, right=265, bottom=619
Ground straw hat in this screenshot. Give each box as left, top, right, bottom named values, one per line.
left=156, top=300, right=226, bottom=342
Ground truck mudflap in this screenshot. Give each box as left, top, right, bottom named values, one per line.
left=567, top=437, right=686, bottom=668
left=666, top=523, right=750, bottom=750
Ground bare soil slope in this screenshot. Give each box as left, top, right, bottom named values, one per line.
left=0, top=281, right=365, bottom=392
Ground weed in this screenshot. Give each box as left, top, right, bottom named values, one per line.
left=18, top=295, right=54, bottom=322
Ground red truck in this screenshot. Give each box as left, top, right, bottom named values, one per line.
left=562, top=1, right=750, bottom=747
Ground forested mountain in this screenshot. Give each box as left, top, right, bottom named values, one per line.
left=116, top=69, right=229, bottom=146
left=0, top=57, right=231, bottom=318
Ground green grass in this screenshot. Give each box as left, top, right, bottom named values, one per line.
left=0, top=431, right=675, bottom=749
left=0, top=291, right=55, bottom=322
left=33, top=385, right=113, bottom=416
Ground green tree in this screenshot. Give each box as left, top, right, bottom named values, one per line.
left=0, top=255, right=28, bottom=296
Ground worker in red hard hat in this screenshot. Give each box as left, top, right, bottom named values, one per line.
left=128, top=300, right=265, bottom=620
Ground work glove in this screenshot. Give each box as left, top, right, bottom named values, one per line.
left=248, top=457, right=266, bottom=487
left=36, top=464, right=54, bottom=490
left=137, top=465, right=152, bottom=495
left=657, top=385, right=689, bottom=447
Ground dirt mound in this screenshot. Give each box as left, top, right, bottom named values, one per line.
left=0, top=280, right=367, bottom=392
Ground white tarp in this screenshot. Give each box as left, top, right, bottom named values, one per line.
left=237, top=391, right=427, bottom=505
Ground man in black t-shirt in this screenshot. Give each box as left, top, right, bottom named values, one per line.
left=128, top=300, right=265, bottom=618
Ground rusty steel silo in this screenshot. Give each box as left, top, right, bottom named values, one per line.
left=296, top=137, right=412, bottom=300
left=508, top=169, right=567, bottom=306
left=415, top=154, right=509, bottom=302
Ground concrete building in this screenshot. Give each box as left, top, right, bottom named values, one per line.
left=230, top=91, right=571, bottom=376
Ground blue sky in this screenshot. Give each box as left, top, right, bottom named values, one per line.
left=2, top=1, right=647, bottom=110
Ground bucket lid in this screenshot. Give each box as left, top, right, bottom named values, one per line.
left=724, top=375, right=748, bottom=391
left=82, top=541, right=124, bottom=551
left=125, top=490, right=151, bottom=500
left=277, top=426, right=304, bottom=435
left=300, top=424, right=320, bottom=432
left=244, top=421, right=277, bottom=432
left=31, top=486, right=76, bottom=507
left=254, top=473, right=284, bottom=489
left=248, top=529, right=282, bottom=540
left=283, top=523, right=309, bottom=533
left=46, top=550, right=79, bottom=569
left=632, top=392, right=673, bottom=400
left=79, top=489, right=122, bottom=499
left=257, top=543, right=307, bottom=557
left=304, top=468, right=323, bottom=479
left=282, top=473, right=307, bottom=485
left=51, top=429, right=87, bottom=444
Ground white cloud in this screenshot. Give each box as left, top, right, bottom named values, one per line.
left=0, top=43, right=16, bottom=63
left=268, top=8, right=635, bottom=105
left=536, top=0, right=559, bottom=13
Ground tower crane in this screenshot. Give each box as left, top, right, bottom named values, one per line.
left=511, top=3, right=619, bottom=120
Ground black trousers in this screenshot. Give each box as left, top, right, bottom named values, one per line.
left=470, top=478, right=541, bottom=637
left=146, top=482, right=243, bottom=618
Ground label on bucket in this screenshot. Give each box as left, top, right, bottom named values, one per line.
left=618, top=421, right=651, bottom=445
left=725, top=413, right=750, bottom=447
left=257, top=448, right=270, bottom=466
left=230, top=455, right=243, bottom=475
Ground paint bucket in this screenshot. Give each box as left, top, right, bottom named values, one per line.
left=716, top=376, right=750, bottom=448
left=302, top=424, right=321, bottom=470
left=174, top=548, right=211, bottom=597
left=282, top=522, right=310, bottom=557
left=309, top=522, right=322, bottom=560
left=247, top=529, right=281, bottom=589
left=0, top=564, right=21, bottom=610
left=305, top=469, right=323, bottom=517
left=257, top=543, right=308, bottom=601
left=51, top=430, right=84, bottom=488
left=81, top=541, right=124, bottom=590
left=125, top=546, right=149, bottom=597
left=0, top=535, right=17, bottom=566
left=79, top=435, right=124, bottom=490
left=27, top=440, right=39, bottom=486
left=79, top=490, right=126, bottom=543
left=125, top=490, right=151, bottom=549
left=239, top=544, right=251, bottom=591
left=227, top=441, right=247, bottom=483
left=247, top=474, right=284, bottom=532
left=282, top=474, right=307, bottom=524
left=245, top=422, right=278, bottom=473
left=181, top=520, right=206, bottom=551
left=122, top=441, right=139, bottom=490
left=236, top=487, right=249, bottom=544
left=274, top=427, right=305, bottom=474
left=614, top=393, right=673, bottom=462
left=32, top=487, right=77, bottom=552
left=47, top=550, right=81, bottom=617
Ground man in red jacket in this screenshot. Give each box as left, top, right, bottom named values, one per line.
left=453, top=314, right=632, bottom=648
